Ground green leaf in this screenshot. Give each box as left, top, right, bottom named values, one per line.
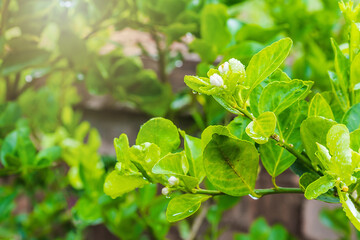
left=325, top=124, right=353, bottom=184
left=326, top=124, right=351, bottom=156
left=249, top=78, right=271, bottom=117
left=183, top=74, right=225, bottom=97
left=235, top=24, right=283, bottom=44
left=203, top=134, right=259, bottom=196
left=269, top=69, right=291, bottom=82
left=181, top=132, right=206, bottom=183
left=129, top=143, right=161, bottom=181
left=315, top=143, right=332, bottom=171
left=227, top=116, right=253, bottom=142
left=200, top=4, right=231, bottom=53
left=162, top=22, right=197, bottom=44
left=35, top=146, right=61, bottom=167
left=304, top=174, right=336, bottom=200
left=258, top=79, right=313, bottom=115
left=351, top=53, right=360, bottom=90
left=212, top=95, right=241, bottom=114
left=328, top=71, right=349, bottom=111
left=152, top=152, right=198, bottom=189
left=337, top=189, right=360, bottom=231
left=249, top=217, right=271, bottom=239
left=268, top=225, right=289, bottom=240
left=308, top=93, right=335, bottom=120
left=152, top=152, right=189, bottom=176
left=59, top=31, right=88, bottom=69
left=103, top=171, right=148, bottom=199
left=242, top=38, right=293, bottom=103
left=0, top=188, right=16, bottom=222
left=0, top=103, right=21, bottom=130
left=1, top=49, right=50, bottom=76
left=223, top=41, right=265, bottom=65
left=201, top=125, right=233, bottom=151
left=259, top=139, right=295, bottom=178
left=319, top=208, right=351, bottom=237
left=300, top=117, right=336, bottom=169
left=342, top=103, right=360, bottom=132
left=331, top=38, right=349, bottom=97
left=299, top=172, right=338, bottom=203
left=136, top=118, right=180, bottom=156
left=350, top=22, right=360, bottom=60
left=0, top=126, right=37, bottom=168
left=260, top=101, right=307, bottom=177
left=246, top=112, right=276, bottom=144
left=350, top=129, right=360, bottom=152
left=189, top=39, right=217, bottom=63
left=166, top=194, right=211, bottom=222
left=114, top=134, right=136, bottom=172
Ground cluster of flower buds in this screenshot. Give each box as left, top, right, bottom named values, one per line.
left=209, top=58, right=246, bottom=88
left=161, top=176, right=180, bottom=196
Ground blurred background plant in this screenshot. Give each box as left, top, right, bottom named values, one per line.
left=0, top=0, right=358, bottom=239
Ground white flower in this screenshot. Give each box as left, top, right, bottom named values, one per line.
left=168, top=176, right=180, bottom=186
left=229, top=58, right=245, bottom=75
left=210, top=73, right=224, bottom=87
left=218, top=62, right=230, bottom=74
left=161, top=187, right=170, bottom=196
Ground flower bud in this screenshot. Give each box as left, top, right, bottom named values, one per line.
left=218, top=62, right=230, bottom=74
left=210, top=73, right=224, bottom=87
left=161, top=187, right=170, bottom=196
left=168, top=176, right=180, bottom=186
left=229, top=58, right=246, bottom=75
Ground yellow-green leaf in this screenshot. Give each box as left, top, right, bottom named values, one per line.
left=242, top=38, right=293, bottom=103
left=246, top=112, right=276, bottom=144
left=104, top=171, right=148, bottom=199
left=304, top=174, right=336, bottom=200
left=166, top=194, right=211, bottom=222
left=308, top=93, right=335, bottom=120
left=203, top=134, right=259, bottom=196
left=136, top=117, right=180, bottom=156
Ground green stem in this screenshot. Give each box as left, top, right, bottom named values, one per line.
left=254, top=187, right=303, bottom=197
left=192, top=188, right=223, bottom=195
left=272, top=176, right=279, bottom=189
left=270, top=133, right=313, bottom=170
left=191, top=187, right=303, bottom=198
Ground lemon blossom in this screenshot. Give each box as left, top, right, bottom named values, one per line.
left=161, top=187, right=170, bottom=196
left=218, top=61, right=230, bottom=74
left=168, top=176, right=180, bottom=186
left=210, top=73, right=224, bottom=87
left=229, top=58, right=246, bottom=76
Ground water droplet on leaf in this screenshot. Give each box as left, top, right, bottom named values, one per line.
left=248, top=194, right=259, bottom=200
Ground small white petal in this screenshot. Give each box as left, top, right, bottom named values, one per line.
left=161, top=187, right=170, bottom=196
left=210, top=73, right=224, bottom=87
left=168, top=176, right=180, bottom=186
left=218, top=62, right=230, bottom=74
left=229, top=58, right=245, bottom=75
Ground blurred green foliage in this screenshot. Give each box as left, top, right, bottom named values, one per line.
left=0, top=0, right=357, bottom=239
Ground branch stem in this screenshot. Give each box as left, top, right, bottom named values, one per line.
left=192, top=187, right=303, bottom=197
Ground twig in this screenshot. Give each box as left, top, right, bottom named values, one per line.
left=192, top=187, right=303, bottom=198
left=150, top=29, right=168, bottom=84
